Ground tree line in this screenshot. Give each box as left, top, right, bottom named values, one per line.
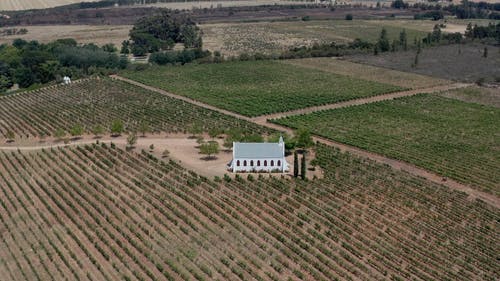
left=0, top=39, right=127, bottom=92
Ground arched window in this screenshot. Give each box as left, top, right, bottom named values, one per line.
left=271, top=160, right=274, bottom=166
left=257, top=160, right=260, bottom=166
left=277, top=160, right=281, bottom=167
left=243, top=160, right=247, bottom=166
left=250, top=160, right=254, bottom=166
left=237, top=160, right=240, bottom=167
left=264, top=160, right=267, bottom=167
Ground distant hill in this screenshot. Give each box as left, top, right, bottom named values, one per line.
left=0, top=0, right=100, bottom=11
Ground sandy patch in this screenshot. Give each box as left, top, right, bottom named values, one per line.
left=0, top=0, right=99, bottom=11
left=1, top=133, right=322, bottom=180
left=0, top=25, right=131, bottom=47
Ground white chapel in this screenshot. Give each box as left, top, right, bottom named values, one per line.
left=228, top=136, right=290, bottom=173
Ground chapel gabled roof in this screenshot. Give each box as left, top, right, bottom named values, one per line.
left=233, top=142, right=284, bottom=159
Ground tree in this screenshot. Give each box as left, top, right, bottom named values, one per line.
left=391, top=40, right=397, bottom=52
left=129, top=11, right=202, bottom=54
left=391, top=0, right=408, bottom=9
left=102, top=44, right=117, bottom=53
left=431, top=25, right=442, bottom=43
left=70, top=124, right=84, bottom=139
left=301, top=153, right=307, bottom=180
left=208, top=128, right=222, bottom=139
left=120, top=40, right=130, bottom=54
left=162, top=149, right=170, bottom=158
left=412, top=52, right=419, bottom=68
left=111, top=119, right=124, bottom=136
left=295, top=128, right=314, bottom=150
left=54, top=128, right=66, bottom=141
left=345, top=14, right=353, bottom=20
left=200, top=141, right=219, bottom=159
left=139, top=121, right=150, bottom=137
left=268, top=133, right=295, bottom=150
left=293, top=151, right=299, bottom=178
left=399, top=29, right=408, bottom=51
left=188, top=122, right=203, bottom=137
left=127, top=132, right=138, bottom=149
left=92, top=125, right=104, bottom=138
left=377, top=28, right=390, bottom=52
left=5, top=131, right=15, bottom=142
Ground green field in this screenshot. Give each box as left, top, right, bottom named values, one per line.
left=273, top=94, right=500, bottom=195
left=121, top=60, right=403, bottom=117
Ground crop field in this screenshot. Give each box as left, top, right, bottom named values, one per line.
left=202, top=20, right=435, bottom=55
left=281, top=58, right=449, bottom=89
left=0, top=0, right=99, bottom=11
left=0, top=143, right=497, bottom=280
left=440, top=86, right=500, bottom=108
left=349, top=43, right=500, bottom=83
left=273, top=94, right=500, bottom=195
left=120, top=60, right=403, bottom=117
left=0, top=25, right=131, bottom=47
left=0, top=78, right=268, bottom=139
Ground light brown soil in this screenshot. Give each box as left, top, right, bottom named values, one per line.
left=111, top=75, right=499, bottom=208
left=0, top=133, right=322, bottom=179
left=0, top=0, right=99, bottom=11
left=0, top=25, right=131, bottom=47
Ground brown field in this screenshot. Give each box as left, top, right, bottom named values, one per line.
left=0, top=25, right=131, bottom=47
left=281, top=57, right=450, bottom=89
left=201, top=19, right=469, bottom=56
left=349, top=43, right=500, bottom=83
left=440, top=86, right=500, bottom=108
left=0, top=0, right=99, bottom=11
left=138, top=0, right=310, bottom=10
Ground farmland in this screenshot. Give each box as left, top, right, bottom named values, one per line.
left=120, top=60, right=403, bottom=117
left=0, top=25, right=131, bottom=47
left=0, top=142, right=497, bottom=280
left=439, top=86, right=500, bottom=108
left=349, top=43, right=500, bottom=83
left=281, top=58, right=449, bottom=89
left=0, top=78, right=269, bottom=139
left=202, top=19, right=442, bottom=56
left=0, top=0, right=99, bottom=11
left=273, top=94, right=500, bottom=195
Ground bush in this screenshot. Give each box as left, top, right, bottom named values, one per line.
left=345, top=14, right=353, bottom=20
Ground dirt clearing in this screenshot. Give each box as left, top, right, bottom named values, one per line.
left=0, top=0, right=99, bottom=11
left=0, top=25, right=131, bottom=46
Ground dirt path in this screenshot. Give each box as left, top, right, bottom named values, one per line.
left=252, top=82, right=471, bottom=123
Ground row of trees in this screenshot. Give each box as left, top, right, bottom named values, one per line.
left=396, top=0, right=500, bottom=19
left=0, top=38, right=126, bottom=92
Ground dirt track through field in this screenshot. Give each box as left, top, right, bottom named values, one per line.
left=252, top=82, right=471, bottom=123
left=108, top=75, right=500, bottom=208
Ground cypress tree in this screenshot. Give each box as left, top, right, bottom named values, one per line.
left=293, top=151, right=299, bottom=178
left=301, top=153, right=307, bottom=180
